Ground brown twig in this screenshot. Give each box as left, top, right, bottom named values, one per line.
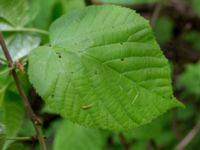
left=150, top=2, right=162, bottom=27
left=147, top=139, right=157, bottom=150
left=119, top=133, right=130, bottom=150
left=107, top=135, right=114, bottom=149
left=172, top=110, right=182, bottom=140
left=0, top=32, right=47, bottom=150
left=175, top=123, right=200, bottom=150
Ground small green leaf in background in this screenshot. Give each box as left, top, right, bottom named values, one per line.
left=54, top=120, right=104, bottom=150
left=0, top=0, right=30, bottom=26
left=62, top=0, right=85, bottom=14
left=153, top=16, right=174, bottom=45
left=32, top=0, right=85, bottom=30
left=29, top=5, right=182, bottom=130
left=31, top=0, right=58, bottom=30
left=27, top=0, right=40, bottom=24
left=0, top=123, right=6, bottom=150
left=130, top=141, right=146, bottom=150
left=122, top=117, right=163, bottom=140
left=155, top=130, right=176, bottom=149
left=177, top=104, right=194, bottom=121
left=6, top=143, right=30, bottom=150
left=192, top=0, right=200, bottom=17
left=0, top=67, right=10, bottom=107
left=18, top=119, right=35, bottom=137
left=182, top=31, right=200, bottom=51
left=0, top=90, right=25, bottom=149
left=177, top=61, right=200, bottom=97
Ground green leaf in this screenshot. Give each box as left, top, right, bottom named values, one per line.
left=0, top=0, right=30, bottom=26
left=0, top=69, right=10, bottom=107
left=0, top=90, right=25, bottom=149
left=192, top=0, right=200, bottom=17
left=6, top=143, right=30, bottom=150
left=28, top=5, right=182, bottom=130
left=155, top=130, right=176, bottom=148
left=0, top=87, right=6, bottom=107
left=62, top=0, right=85, bottom=14
left=54, top=120, right=104, bottom=150
left=18, top=119, right=35, bottom=137
left=112, top=114, right=169, bottom=145
left=51, top=0, right=85, bottom=21
left=32, top=0, right=85, bottom=30
left=0, top=0, right=41, bottom=63
left=153, top=16, right=174, bottom=45
left=27, top=0, right=40, bottom=24
left=0, top=124, right=6, bottom=150
left=0, top=33, right=40, bottom=62
left=0, top=19, right=13, bottom=31
left=182, top=31, right=200, bottom=50
left=130, top=141, right=146, bottom=150
left=123, top=118, right=163, bottom=140
left=177, top=104, right=194, bottom=121
left=177, top=61, right=200, bottom=97
left=4, top=91, right=25, bottom=138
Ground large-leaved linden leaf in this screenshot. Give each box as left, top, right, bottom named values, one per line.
left=28, top=5, right=183, bottom=130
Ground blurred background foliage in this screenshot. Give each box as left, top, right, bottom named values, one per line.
left=1, top=0, right=200, bottom=150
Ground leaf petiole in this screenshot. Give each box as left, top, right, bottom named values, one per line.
left=0, top=28, right=48, bottom=35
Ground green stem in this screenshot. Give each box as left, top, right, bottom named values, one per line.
left=6, top=137, right=32, bottom=141
left=0, top=28, right=48, bottom=35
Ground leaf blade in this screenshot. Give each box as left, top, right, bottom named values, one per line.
left=29, top=5, right=182, bottom=130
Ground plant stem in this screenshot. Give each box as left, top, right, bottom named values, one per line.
left=151, top=2, right=162, bottom=27
left=147, top=139, right=157, bottom=150
left=6, top=137, right=32, bottom=141
left=0, top=28, right=48, bottom=35
left=175, top=123, right=200, bottom=150
left=150, top=0, right=170, bottom=27
left=7, top=135, right=46, bottom=141
left=0, top=32, right=47, bottom=150
left=119, top=133, right=129, bottom=150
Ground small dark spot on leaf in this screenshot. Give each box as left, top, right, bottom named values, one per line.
left=51, top=94, right=54, bottom=98
left=94, top=70, right=98, bottom=75
left=56, top=52, right=62, bottom=58
left=121, top=58, right=124, bottom=61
